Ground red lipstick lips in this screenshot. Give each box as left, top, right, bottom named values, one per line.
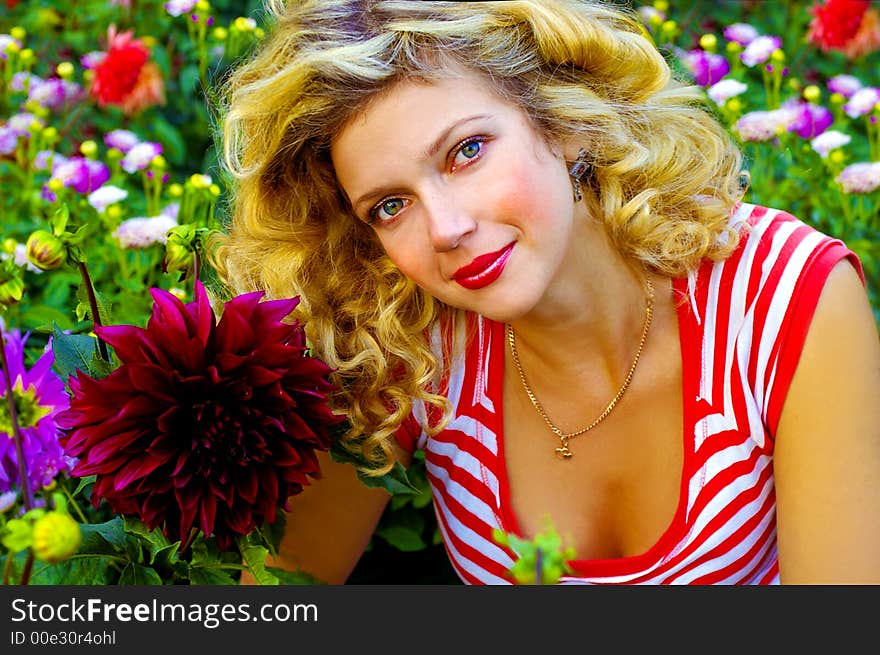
left=452, top=242, right=515, bottom=290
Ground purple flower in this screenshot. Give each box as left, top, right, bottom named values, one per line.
left=80, top=51, right=106, bottom=70
left=0, top=325, right=73, bottom=493
left=10, top=72, right=39, bottom=92
left=7, top=112, right=42, bottom=135
left=0, top=126, right=18, bottom=155
left=28, top=78, right=67, bottom=109
left=104, top=129, right=141, bottom=153
left=680, top=49, right=730, bottom=86
left=733, top=107, right=798, bottom=142
left=827, top=74, right=863, bottom=99
left=34, top=150, right=66, bottom=172
left=87, top=185, right=128, bottom=212
left=723, top=23, right=760, bottom=46
left=786, top=101, right=834, bottom=139
left=52, top=157, right=111, bottom=194
left=740, top=35, right=782, bottom=67
left=113, top=215, right=178, bottom=248
left=844, top=87, right=880, bottom=118
left=121, top=141, right=162, bottom=173
left=0, top=35, right=21, bottom=60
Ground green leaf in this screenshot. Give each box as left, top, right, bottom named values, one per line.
left=51, top=326, right=112, bottom=382
left=330, top=441, right=419, bottom=495
left=119, top=562, right=164, bottom=585
left=29, top=556, right=117, bottom=585
left=1, top=519, right=33, bottom=552
left=71, top=475, right=96, bottom=500
left=188, top=567, right=239, bottom=585
left=21, top=305, right=75, bottom=332
left=266, top=567, right=327, bottom=585
left=258, top=509, right=287, bottom=555
left=79, top=518, right=128, bottom=554
left=237, top=534, right=279, bottom=585
left=152, top=116, right=186, bottom=166
left=373, top=525, right=426, bottom=552
left=50, top=203, right=69, bottom=236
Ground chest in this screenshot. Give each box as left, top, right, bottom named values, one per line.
left=500, top=320, right=685, bottom=562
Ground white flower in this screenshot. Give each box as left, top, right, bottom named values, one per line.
left=733, top=108, right=797, bottom=142
left=0, top=244, right=41, bottom=274
left=843, top=87, right=880, bottom=118
left=810, top=130, right=851, bottom=158
left=740, top=35, right=781, bottom=67
left=121, top=142, right=162, bottom=174
left=87, top=185, right=129, bottom=211
left=113, top=215, right=178, bottom=249
left=164, top=0, right=198, bottom=16
left=827, top=75, right=863, bottom=99
left=836, top=162, right=880, bottom=194
left=707, top=78, right=748, bottom=106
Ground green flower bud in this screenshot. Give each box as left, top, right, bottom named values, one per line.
left=32, top=511, right=81, bottom=563
left=26, top=229, right=67, bottom=271
left=163, top=225, right=197, bottom=279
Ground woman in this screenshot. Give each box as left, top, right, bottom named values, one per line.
left=215, top=0, right=880, bottom=584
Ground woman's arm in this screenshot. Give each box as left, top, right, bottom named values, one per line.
left=240, top=446, right=412, bottom=584
left=775, top=260, right=880, bottom=583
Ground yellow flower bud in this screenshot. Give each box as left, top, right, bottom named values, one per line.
left=209, top=184, right=221, bottom=197
left=10, top=26, right=26, bottom=41
left=0, top=277, right=24, bottom=307
left=80, top=140, right=98, bottom=158
left=28, top=120, right=42, bottom=133
left=106, top=205, right=123, bottom=220
left=106, top=147, right=123, bottom=161
left=151, top=155, right=167, bottom=170
left=830, top=92, right=845, bottom=105
left=829, top=150, right=845, bottom=164
left=648, top=13, right=663, bottom=27
left=19, top=48, right=34, bottom=65
left=254, top=27, right=265, bottom=39
left=189, top=173, right=210, bottom=189
left=32, top=512, right=81, bottom=563
left=83, top=69, right=94, bottom=82
left=41, top=126, right=58, bottom=141
left=770, top=48, right=785, bottom=63
left=212, top=26, right=228, bottom=41
left=4, top=40, right=20, bottom=55
left=42, top=479, right=57, bottom=492
left=141, top=36, right=157, bottom=48
left=56, top=61, right=75, bottom=79
left=726, top=41, right=742, bottom=54
left=168, top=183, right=184, bottom=197
left=653, top=0, right=669, bottom=11
left=803, top=85, right=821, bottom=103
left=661, top=19, right=677, bottom=32
left=47, top=178, right=64, bottom=192
left=196, top=0, right=211, bottom=10
left=699, top=34, right=717, bottom=51
left=26, top=229, right=67, bottom=271
left=2, top=238, right=17, bottom=254
left=726, top=97, right=742, bottom=114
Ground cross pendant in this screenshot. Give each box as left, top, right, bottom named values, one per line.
left=555, top=442, right=573, bottom=459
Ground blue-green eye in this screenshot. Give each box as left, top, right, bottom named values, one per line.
left=370, top=197, right=408, bottom=223
left=452, top=138, right=484, bottom=168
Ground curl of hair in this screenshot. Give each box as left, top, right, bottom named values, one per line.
left=212, top=0, right=745, bottom=475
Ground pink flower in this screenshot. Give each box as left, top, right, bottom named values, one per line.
left=679, top=49, right=730, bottom=86
left=723, top=23, right=760, bottom=46
left=707, top=78, right=748, bottom=106
left=836, top=162, right=880, bottom=193
left=810, top=130, right=852, bottom=157
left=734, top=108, right=798, bottom=142
left=843, top=86, right=880, bottom=118
left=827, top=74, right=863, bottom=98
left=113, top=215, right=177, bottom=248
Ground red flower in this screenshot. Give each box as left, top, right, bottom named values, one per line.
left=90, top=26, right=165, bottom=115
left=807, top=0, right=870, bottom=50
left=58, top=283, right=343, bottom=550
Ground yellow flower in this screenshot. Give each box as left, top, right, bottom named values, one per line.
left=32, top=512, right=81, bottom=563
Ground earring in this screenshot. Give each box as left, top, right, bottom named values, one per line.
left=568, top=149, right=590, bottom=203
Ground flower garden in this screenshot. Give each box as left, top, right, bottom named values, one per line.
left=0, top=0, right=878, bottom=586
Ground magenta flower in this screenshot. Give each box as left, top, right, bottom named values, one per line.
left=786, top=101, right=834, bottom=139
left=0, top=326, right=73, bottom=494
left=680, top=49, right=730, bottom=86
left=52, top=157, right=111, bottom=194
left=58, top=283, right=343, bottom=550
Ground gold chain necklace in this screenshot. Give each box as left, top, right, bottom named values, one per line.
left=506, top=278, right=654, bottom=460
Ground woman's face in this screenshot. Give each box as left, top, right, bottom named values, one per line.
left=330, top=70, right=582, bottom=323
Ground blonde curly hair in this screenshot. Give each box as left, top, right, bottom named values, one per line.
left=213, top=0, right=745, bottom=475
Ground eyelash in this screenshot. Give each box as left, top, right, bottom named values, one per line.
left=366, top=136, right=488, bottom=225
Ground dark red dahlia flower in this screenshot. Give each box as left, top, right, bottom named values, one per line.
left=807, top=0, right=870, bottom=50
left=58, top=282, right=343, bottom=550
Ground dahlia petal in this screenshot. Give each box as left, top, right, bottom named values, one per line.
left=237, top=468, right=259, bottom=503
left=199, top=492, right=217, bottom=536
left=190, top=281, right=218, bottom=346
left=113, top=455, right=168, bottom=490
left=253, top=296, right=300, bottom=326
left=213, top=302, right=256, bottom=354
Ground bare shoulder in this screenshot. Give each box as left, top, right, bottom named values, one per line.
left=774, top=258, right=880, bottom=583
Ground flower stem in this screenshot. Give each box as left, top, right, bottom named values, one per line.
left=19, top=551, right=34, bottom=585
left=60, top=482, right=89, bottom=525
left=0, top=321, right=35, bottom=511
left=2, top=548, right=13, bottom=585
left=77, top=262, right=111, bottom=363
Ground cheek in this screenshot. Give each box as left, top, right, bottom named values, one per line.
left=491, top=160, right=568, bottom=226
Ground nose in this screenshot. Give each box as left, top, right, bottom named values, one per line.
left=422, top=191, right=477, bottom=252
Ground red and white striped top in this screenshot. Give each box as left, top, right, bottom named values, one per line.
left=395, top=204, right=864, bottom=584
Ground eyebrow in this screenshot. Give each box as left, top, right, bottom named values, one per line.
left=350, top=113, right=490, bottom=214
